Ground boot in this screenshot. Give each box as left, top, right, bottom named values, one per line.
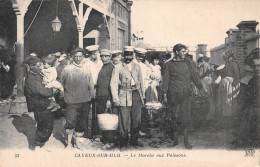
left=73, top=132, right=84, bottom=150
left=66, top=129, right=75, bottom=149
left=184, top=130, right=192, bottom=150
left=172, top=131, right=179, bottom=147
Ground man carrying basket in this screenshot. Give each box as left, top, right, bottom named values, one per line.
left=96, top=49, right=117, bottom=149
left=110, top=46, right=145, bottom=149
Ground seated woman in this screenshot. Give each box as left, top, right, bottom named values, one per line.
left=233, top=48, right=260, bottom=147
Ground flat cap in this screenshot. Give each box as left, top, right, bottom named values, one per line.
left=124, top=46, right=134, bottom=52
left=134, top=48, right=147, bottom=54
left=23, top=56, right=42, bottom=67
left=223, top=50, right=234, bottom=59
left=198, top=54, right=204, bottom=58
left=70, top=47, right=86, bottom=56
left=111, top=50, right=122, bottom=58
left=100, top=49, right=111, bottom=56
left=85, top=45, right=99, bottom=52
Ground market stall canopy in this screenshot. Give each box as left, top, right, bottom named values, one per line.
left=131, top=41, right=154, bottom=50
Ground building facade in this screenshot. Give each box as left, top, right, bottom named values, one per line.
left=210, top=21, right=259, bottom=77
left=0, top=0, right=133, bottom=96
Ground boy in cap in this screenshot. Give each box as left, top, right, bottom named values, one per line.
left=110, top=46, right=145, bottom=148
left=59, top=47, right=95, bottom=148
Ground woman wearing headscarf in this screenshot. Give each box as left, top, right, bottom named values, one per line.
left=233, top=48, right=260, bottom=147
left=217, top=50, right=241, bottom=116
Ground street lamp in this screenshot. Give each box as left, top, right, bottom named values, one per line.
left=51, top=0, right=61, bottom=34
left=52, top=17, right=62, bottom=33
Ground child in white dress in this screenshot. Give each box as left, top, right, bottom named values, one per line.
left=147, top=55, right=162, bottom=102
left=42, top=54, right=64, bottom=111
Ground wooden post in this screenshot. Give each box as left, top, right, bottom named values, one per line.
left=15, top=13, right=25, bottom=97
left=69, top=0, right=92, bottom=48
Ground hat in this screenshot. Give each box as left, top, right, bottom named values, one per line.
left=244, top=48, right=260, bottom=66
left=198, top=54, right=204, bottom=58
left=223, top=50, right=234, bottom=59
left=70, top=47, right=86, bottom=56
left=216, top=64, right=225, bottom=71
left=124, top=46, right=134, bottom=52
left=54, top=52, right=61, bottom=57
left=111, top=50, right=122, bottom=58
left=100, top=49, right=111, bottom=56
left=134, top=48, right=147, bottom=55
left=30, top=52, right=37, bottom=57
left=85, top=45, right=99, bottom=52
left=23, top=56, right=42, bottom=67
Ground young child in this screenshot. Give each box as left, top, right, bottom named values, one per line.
left=41, top=54, right=64, bottom=111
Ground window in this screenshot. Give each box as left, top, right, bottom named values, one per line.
left=118, top=29, right=125, bottom=50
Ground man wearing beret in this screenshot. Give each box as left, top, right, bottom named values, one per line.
left=110, top=46, right=145, bottom=148
left=23, top=56, right=54, bottom=151
left=59, top=47, right=95, bottom=148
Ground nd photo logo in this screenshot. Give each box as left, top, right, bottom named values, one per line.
left=244, top=149, right=255, bottom=157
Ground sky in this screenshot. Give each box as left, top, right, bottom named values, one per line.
left=131, top=0, right=260, bottom=51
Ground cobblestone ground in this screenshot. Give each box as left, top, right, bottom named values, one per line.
left=0, top=101, right=240, bottom=152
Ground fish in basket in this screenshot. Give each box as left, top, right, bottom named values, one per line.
left=97, top=108, right=118, bottom=131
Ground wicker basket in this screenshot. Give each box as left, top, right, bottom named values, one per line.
left=145, top=102, right=163, bottom=110
left=97, top=108, right=118, bottom=131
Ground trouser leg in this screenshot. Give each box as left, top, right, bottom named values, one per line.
left=34, top=110, right=54, bottom=147
left=91, top=99, right=102, bottom=137
left=76, top=102, right=91, bottom=136
left=180, top=96, right=192, bottom=149
left=64, top=103, right=79, bottom=130
left=102, top=131, right=115, bottom=144
left=130, top=90, right=143, bottom=143
left=118, top=106, right=131, bottom=146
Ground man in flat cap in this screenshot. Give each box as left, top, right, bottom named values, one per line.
left=110, top=46, right=145, bottom=148
left=59, top=47, right=95, bottom=149
left=95, top=49, right=117, bottom=149
left=133, top=48, right=153, bottom=136
left=134, top=48, right=152, bottom=93
left=111, top=50, right=122, bottom=66
left=84, top=45, right=103, bottom=140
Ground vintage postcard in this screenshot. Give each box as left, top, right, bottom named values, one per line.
left=0, top=0, right=259, bottom=166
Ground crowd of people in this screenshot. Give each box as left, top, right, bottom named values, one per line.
left=11, top=42, right=260, bottom=151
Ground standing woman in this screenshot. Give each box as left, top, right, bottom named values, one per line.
left=234, top=48, right=260, bottom=147
left=217, top=50, right=241, bottom=116
left=162, top=43, right=205, bottom=149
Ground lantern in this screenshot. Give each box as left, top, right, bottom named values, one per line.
left=51, top=17, right=62, bottom=33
